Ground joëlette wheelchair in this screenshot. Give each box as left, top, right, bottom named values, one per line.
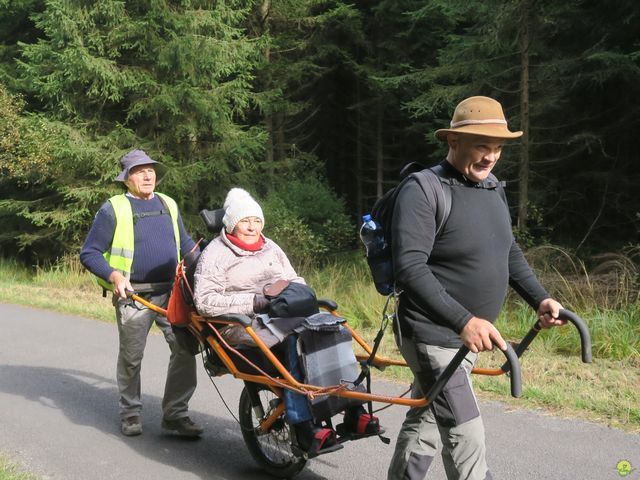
left=127, top=208, right=593, bottom=479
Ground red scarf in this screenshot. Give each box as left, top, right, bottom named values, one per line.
left=226, top=232, right=265, bottom=252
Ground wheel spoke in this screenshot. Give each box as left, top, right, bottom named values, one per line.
left=254, top=390, right=294, bottom=463
left=239, top=383, right=306, bottom=477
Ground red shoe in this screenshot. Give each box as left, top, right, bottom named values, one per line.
left=294, top=422, right=342, bottom=458
left=340, top=407, right=383, bottom=437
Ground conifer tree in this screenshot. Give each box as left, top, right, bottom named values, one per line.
left=256, top=0, right=446, bottom=215
left=401, top=0, right=640, bottom=248
left=1, top=0, right=264, bottom=261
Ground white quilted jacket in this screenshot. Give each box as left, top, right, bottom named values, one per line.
left=193, top=231, right=305, bottom=346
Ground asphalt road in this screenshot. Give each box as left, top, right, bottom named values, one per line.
left=0, top=303, right=638, bottom=479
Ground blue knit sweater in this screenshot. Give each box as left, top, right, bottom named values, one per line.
left=80, top=194, right=197, bottom=285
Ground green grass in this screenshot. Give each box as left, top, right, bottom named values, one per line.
left=0, top=456, right=33, bottom=480
left=303, top=254, right=640, bottom=361
left=0, top=256, right=115, bottom=322
left=302, top=253, right=390, bottom=330
left=497, top=300, right=640, bottom=361
left=1, top=253, right=639, bottom=434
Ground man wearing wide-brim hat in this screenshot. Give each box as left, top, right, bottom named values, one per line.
left=80, top=149, right=203, bottom=438
left=387, top=97, right=566, bottom=480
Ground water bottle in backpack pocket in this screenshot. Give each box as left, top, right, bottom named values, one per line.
left=359, top=214, right=394, bottom=295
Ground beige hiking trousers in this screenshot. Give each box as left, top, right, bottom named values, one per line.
left=387, top=339, right=492, bottom=480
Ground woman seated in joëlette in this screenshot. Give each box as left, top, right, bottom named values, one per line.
left=193, top=188, right=381, bottom=456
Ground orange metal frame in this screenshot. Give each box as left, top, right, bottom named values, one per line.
left=131, top=294, right=509, bottom=411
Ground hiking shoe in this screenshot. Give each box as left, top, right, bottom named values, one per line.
left=161, top=416, right=203, bottom=437
left=338, top=407, right=384, bottom=438
left=293, top=421, right=342, bottom=458
left=121, top=416, right=142, bottom=436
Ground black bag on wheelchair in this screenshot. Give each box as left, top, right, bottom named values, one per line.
left=267, top=281, right=319, bottom=318
left=297, top=325, right=365, bottom=421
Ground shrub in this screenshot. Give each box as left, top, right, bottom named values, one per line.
left=260, top=176, right=354, bottom=266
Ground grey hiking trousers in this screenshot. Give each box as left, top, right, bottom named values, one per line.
left=387, top=338, right=492, bottom=480
left=115, top=292, right=197, bottom=421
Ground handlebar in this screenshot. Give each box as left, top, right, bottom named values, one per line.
left=122, top=289, right=168, bottom=316
left=425, top=343, right=522, bottom=404
left=504, top=308, right=592, bottom=368
left=558, top=309, right=592, bottom=363
left=318, top=299, right=338, bottom=311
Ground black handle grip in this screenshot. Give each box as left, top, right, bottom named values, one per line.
left=511, top=323, right=542, bottom=359
left=558, top=309, right=592, bottom=363
left=508, top=309, right=592, bottom=364
left=318, top=298, right=338, bottom=311
left=502, top=343, right=522, bottom=398
left=425, top=343, right=522, bottom=404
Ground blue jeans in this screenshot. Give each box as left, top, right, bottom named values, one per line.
left=282, top=335, right=313, bottom=424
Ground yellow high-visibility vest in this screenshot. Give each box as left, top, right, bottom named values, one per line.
left=96, top=192, right=180, bottom=290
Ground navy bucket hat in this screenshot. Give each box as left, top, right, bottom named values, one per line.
left=114, top=149, right=158, bottom=182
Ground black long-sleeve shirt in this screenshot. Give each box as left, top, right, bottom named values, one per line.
left=391, top=162, right=549, bottom=347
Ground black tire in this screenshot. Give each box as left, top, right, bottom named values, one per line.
left=239, top=383, right=307, bottom=478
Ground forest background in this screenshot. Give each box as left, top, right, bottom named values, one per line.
left=1, top=0, right=638, bottom=267
left=0, top=0, right=639, bottom=437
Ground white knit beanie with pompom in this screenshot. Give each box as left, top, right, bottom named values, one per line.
left=222, top=188, right=265, bottom=233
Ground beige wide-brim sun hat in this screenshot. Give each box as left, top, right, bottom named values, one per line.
left=435, top=96, right=523, bottom=141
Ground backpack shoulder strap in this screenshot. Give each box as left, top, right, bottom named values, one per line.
left=411, top=165, right=452, bottom=237
left=487, top=171, right=506, bottom=189
left=484, top=172, right=509, bottom=209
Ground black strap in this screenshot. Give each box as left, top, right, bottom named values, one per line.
left=476, top=176, right=506, bottom=190
left=133, top=194, right=173, bottom=223
left=352, top=296, right=393, bottom=445
left=352, top=327, right=384, bottom=388
left=133, top=209, right=167, bottom=221
left=411, top=167, right=452, bottom=238
left=353, top=294, right=395, bottom=387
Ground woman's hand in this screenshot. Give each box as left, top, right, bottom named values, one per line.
left=253, top=294, right=270, bottom=314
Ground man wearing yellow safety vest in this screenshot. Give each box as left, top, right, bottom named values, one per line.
left=80, top=149, right=202, bottom=437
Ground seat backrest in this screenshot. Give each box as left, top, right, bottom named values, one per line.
left=179, top=208, right=223, bottom=304
left=199, top=208, right=225, bottom=233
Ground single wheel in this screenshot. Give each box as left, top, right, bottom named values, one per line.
left=239, top=382, right=307, bottom=478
